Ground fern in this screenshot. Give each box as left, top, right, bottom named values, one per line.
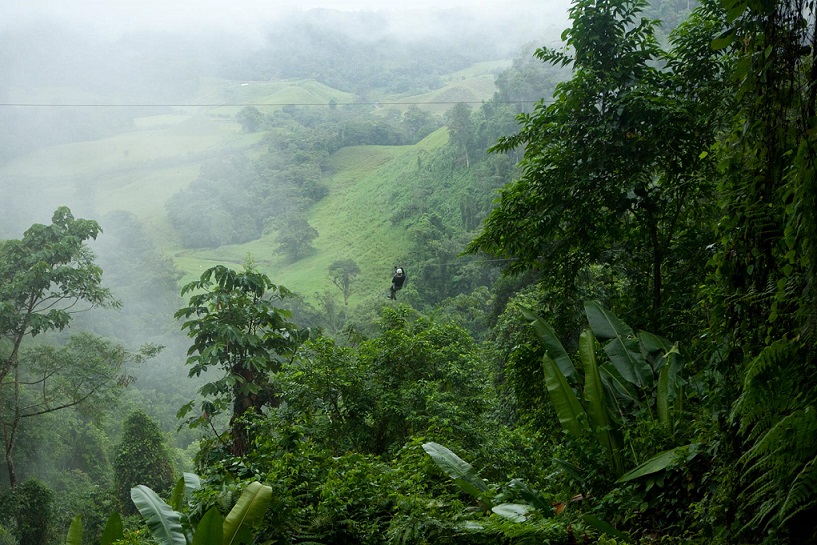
left=780, top=454, right=817, bottom=527
left=732, top=340, right=817, bottom=539
left=731, top=340, right=800, bottom=438
left=479, top=513, right=568, bottom=544
left=737, top=407, right=817, bottom=534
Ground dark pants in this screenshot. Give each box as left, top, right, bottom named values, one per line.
left=389, top=285, right=402, bottom=299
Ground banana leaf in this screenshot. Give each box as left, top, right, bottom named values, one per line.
left=582, top=514, right=631, bottom=542
left=223, top=481, right=272, bottom=545
left=508, top=478, right=553, bottom=515
left=66, top=515, right=82, bottom=545
left=553, top=457, right=585, bottom=482
left=666, top=345, right=686, bottom=400
left=423, top=442, right=492, bottom=507
left=585, top=301, right=653, bottom=388
left=617, top=444, right=699, bottom=483
left=191, top=507, right=223, bottom=545
left=599, top=362, right=640, bottom=407
left=101, top=512, right=124, bottom=545
left=131, top=485, right=186, bottom=545
left=580, top=329, right=623, bottom=476
left=171, top=472, right=202, bottom=512
left=637, top=331, right=673, bottom=371
left=491, top=503, right=532, bottom=522
left=520, top=307, right=577, bottom=380
left=543, top=352, right=589, bottom=437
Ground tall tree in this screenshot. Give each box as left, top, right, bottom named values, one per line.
left=175, top=263, right=307, bottom=456
left=236, top=106, right=266, bottom=133
left=709, top=0, right=817, bottom=352
left=445, top=102, right=475, bottom=168
left=275, top=214, right=319, bottom=261
left=327, top=259, right=360, bottom=306
left=6, top=333, right=157, bottom=480
left=0, top=207, right=118, bottom=487
left=467, top=0, right=725, bottom=334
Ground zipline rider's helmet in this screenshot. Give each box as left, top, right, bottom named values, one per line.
left=396, top=268, right=403, bottom=275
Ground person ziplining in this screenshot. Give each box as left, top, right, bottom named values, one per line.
left=389, top=267, right=406, bottom=299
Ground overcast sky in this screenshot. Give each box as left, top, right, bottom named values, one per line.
left=3, top=0, right=570, bottom=36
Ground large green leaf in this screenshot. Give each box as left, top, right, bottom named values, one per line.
left=422, top=442, right=491, bottom=505
left=665, top=346, right=686, bottom=401
left=507, top=478, right=553, bottom=515
left=491, top=503, right=532, bottom=522
left=599, top=362, right=640, bottom=405
left=580, top=329, right=606, bottom=432
left=520, top=307, right=577, bottom=379
left=170, top=477, right=185, bottom=513
left=542, top=352, right=589, bottom=437
left=171, top=472, right=202, bottom=511
left=553, top=457, right=585, bottom=483
left=223, top=481, right=273, bottom=545
left=192, top=507, right=224, bottom=545
left=66, top=515, right=82, bottom=545
left=637, top=331, right=673, bottom=371
left=617, top=444, right=699, bottom=483
left=100, top=512, right=124, bottom=545
left=131, top=485, right=186, bottom=545
left=580, top=330, right=623, bottom=476
left=584, top=301, right=653, bottom=388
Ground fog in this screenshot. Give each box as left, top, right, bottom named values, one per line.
left=0, top=0, right=571, bottom=375
left=0, top=0, right=571, bottom=236
left=6, top=0, right=569, bottom=38
left=0, top=0, right=570, bottom=220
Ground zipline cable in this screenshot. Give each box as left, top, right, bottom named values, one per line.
left=0, top=99, right=555, bottom=108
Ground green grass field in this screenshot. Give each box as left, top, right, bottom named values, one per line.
left=172, top=136, right=444, bottom=301
left=1, top=72, right=487, bottom=306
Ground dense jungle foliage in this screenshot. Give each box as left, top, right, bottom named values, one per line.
left=1, top=0, right=817, bottom=543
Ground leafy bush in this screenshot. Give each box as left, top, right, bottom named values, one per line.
left=113, top=411, right=176, bottom=515
left=12, top=479, right=54, bottom=545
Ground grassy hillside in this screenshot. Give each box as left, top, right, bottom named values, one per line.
left=172, top=129, right=449, bottom=303
left=0, top=72, right=486, bottom=306
left=385, top=62, right=507, bottom=115
left=190, top=78, right=358, bottom=116
left=0, top=112, right=260, bottom=237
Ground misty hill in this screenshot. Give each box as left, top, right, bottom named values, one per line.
left=0, top=75, right=491, bottom=304
left=0, top=6, right=567, bottom=316
left=0, top=6, right=565, bottom=159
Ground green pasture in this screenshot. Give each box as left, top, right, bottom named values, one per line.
left=192, top=78, right=356, bottom=116
left=133, top=115, right=192, bottom=129
left=2, top=73, right=470, bottom=306
left=173, top=138, right=437, bottom=303
left=446, top=60, right=511, bottom=79
left=388, top=74, right=499, bottom=114
left=1, top=112, right=262, bottom=238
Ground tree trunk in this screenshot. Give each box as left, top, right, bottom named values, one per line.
left=2, top=418, right=17, bottom=488
left=649, top=211, right=663, bottom=334
left=230, top=366, right=258, bottom=457
left=1, top=362, right=21, bottom=488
